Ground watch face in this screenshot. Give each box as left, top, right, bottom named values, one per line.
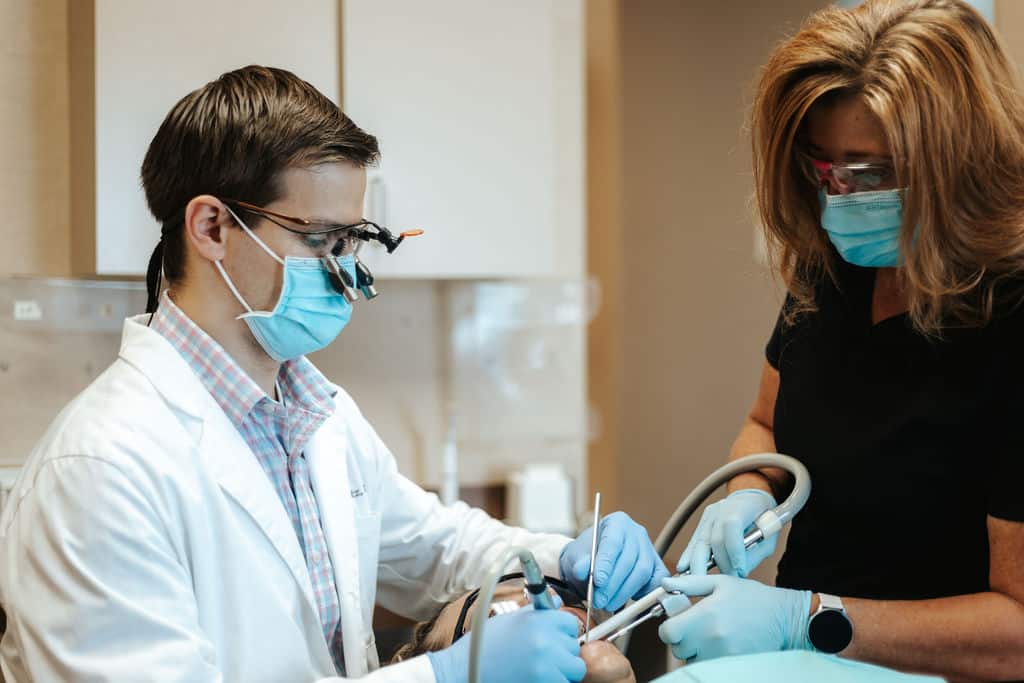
left=809, top=609, right=853, bottom=654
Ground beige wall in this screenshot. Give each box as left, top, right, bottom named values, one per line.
left=1, top=0, right=70, bottom=276
left=587, top=0, right=825, bottom=573
left=997, top=0, right=1024, bottom=65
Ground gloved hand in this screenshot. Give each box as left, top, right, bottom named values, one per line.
left=560, top=511, right=669, bottom=611
left=677, top=488, right=777, bottom=578
left=656, top=574, right=812, bottom=663
left=427, top=605, right=586, bottom=683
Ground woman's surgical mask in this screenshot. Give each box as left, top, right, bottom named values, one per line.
left=818, top=188, right=904, bottom=268
left=216, top=207, right=356, bottom=362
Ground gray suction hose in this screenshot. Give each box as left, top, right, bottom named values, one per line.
left=469, top=547, right=540, bottom=683
left=654, top=452, right=810, bottom=557
left=592, top=452, right=811, bottom=650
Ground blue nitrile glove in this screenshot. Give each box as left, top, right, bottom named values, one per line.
left=677, top=488, right=777, bottom=578
left=427, top=605, right=586, bottom=683
left=657, top=574, right=812, bottom=663
left=560, top=511, right=670, bottom=611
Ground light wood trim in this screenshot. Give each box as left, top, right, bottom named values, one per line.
left=68, top=0, right=96, bottom=276
left=337, top=0, right=345, bottom=107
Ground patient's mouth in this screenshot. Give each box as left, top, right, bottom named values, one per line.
left=561, top=606, right=591, bottom=634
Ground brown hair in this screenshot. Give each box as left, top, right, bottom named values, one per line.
left=390, top=611, right=445, bottom=663
left=751, top=0, right=1024, bottom=334
left=140, top=65, right=380, bottom=313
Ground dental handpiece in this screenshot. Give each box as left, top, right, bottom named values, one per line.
left=519, top=551, right=558, bottom=611
left=579, top=526, right=767, bottom=645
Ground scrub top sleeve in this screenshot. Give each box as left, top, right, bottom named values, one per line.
left=988, top=448, right=1024, bottom=522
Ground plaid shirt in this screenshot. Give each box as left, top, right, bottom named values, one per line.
left=151, top=293, right=346, bottom=672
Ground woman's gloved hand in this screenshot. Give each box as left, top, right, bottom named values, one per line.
left=677, top=488, right=777, bottom=577
left=427, top=606, right=586, bottom=683
left=560, top=511, right=669, bottom=611
left=656, top=574, right=812, bottom=663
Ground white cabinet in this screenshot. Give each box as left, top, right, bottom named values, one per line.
left=91, top=0, right=340, bottom=275
left=87, top=0, right=583, bottom=280
left=342, top=0, right=584, bottom=279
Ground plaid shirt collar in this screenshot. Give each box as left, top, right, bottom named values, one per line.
left=150, top=292, right=336, bottom=428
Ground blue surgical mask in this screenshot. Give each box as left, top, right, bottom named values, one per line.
left=819, top=188, right=904, bottom=267
left=216, top=209, right=355, bottom=362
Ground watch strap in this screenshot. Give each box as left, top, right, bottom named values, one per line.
left=818, top=593, right=845, bottom=613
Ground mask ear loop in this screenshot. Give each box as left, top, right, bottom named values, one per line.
left=217, top=204, right=286, bottom=319
left=223, top=204, right=285, bottom=265
left=214, top=260, right=255, bottom=317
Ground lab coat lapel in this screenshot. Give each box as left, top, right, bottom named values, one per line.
left=198, top=408, right=318, bottom=616
left=118, top=316, right=319, bottom=618
left=307, top=414, right=371, bottom=676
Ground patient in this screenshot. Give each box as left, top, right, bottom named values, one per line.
left=391, top=572, right=635, bottom=683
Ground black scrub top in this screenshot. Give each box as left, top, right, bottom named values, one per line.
left=768, top=259, right=1024, bottom=601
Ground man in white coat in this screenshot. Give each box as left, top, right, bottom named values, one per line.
left=0, top=66, right=668, bottom=683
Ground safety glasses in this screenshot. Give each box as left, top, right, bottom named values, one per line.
left=795, top=150, right=898, bottom=195
left=451, top=573, right=586, bottom=644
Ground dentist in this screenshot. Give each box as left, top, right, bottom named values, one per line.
left=0, top=65, right=667, bottom=683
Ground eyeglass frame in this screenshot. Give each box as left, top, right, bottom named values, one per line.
left=794, top=149, right=899, bottom=194
left=451, top=572, right=586, bottom=644
left=221, top=198, right=423, bottom=254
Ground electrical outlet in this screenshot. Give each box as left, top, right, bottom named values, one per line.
left=13, top=300, right=43, bottom=321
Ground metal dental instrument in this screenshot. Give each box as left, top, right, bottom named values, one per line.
left=585, top=491, right=601, bottom=643
left=579, top=453, right=811, bottom=647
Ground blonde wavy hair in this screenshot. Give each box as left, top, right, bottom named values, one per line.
left=752, top=0, right=1024, bottom=334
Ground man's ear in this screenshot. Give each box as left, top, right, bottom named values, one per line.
left=183, top=195, right=234, bottom=263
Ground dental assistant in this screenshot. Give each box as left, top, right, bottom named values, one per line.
left=0, top=66, right=668, bottom=683
left=660, top=2, right=1024, bottom=681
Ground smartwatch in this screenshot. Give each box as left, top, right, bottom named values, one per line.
left=807, top=593, right=854, bottom=654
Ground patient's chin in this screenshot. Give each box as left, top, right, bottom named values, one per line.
left=580, top=640, right=635, bottom=683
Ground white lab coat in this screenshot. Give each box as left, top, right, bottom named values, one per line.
left=0, top=316, right=570, bottom=682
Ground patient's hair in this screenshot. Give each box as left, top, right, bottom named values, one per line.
left=752, top=0, right=1024, bottom=335
left=390, top=610, right=445, bottom=663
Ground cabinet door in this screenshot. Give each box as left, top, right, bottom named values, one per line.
left=342, top=0, right=583, bottom=279
left=93, top=0, right=339, bottom=275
